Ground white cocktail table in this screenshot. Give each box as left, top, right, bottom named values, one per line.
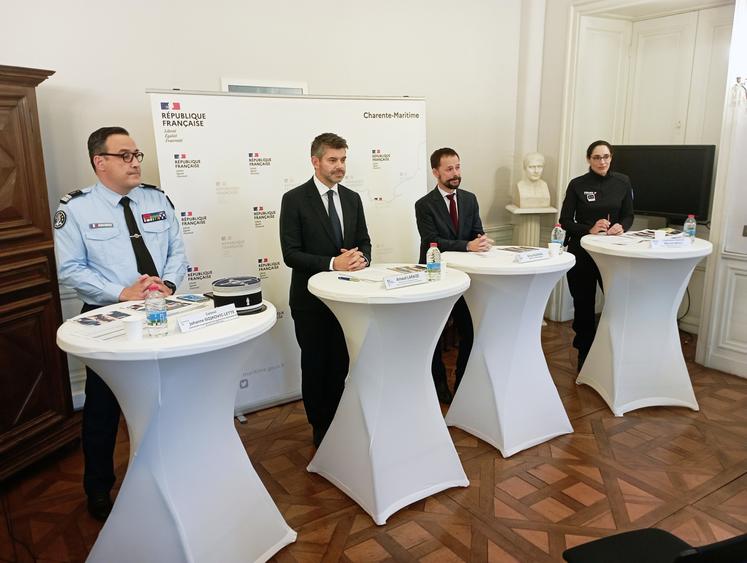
left=579, top=235, right=713, bottom=416
left=307, top=266, right=471, bottom=525
left=442, top=248, right=575, bottom=457
left=57, top=301, right=296, bottom=563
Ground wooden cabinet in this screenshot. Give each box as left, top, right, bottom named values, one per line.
left=0, top=65, right=79, bottom=480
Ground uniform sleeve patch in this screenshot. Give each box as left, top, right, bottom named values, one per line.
left=54, top=210, right=66, bottom=229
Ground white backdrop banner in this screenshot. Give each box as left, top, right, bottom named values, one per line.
left=148, top=90, right=428, bottom=413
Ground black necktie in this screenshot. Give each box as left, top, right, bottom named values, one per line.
left=120, top=196, right=159, bottom=276
left=327, top=190, right=343, bottom=249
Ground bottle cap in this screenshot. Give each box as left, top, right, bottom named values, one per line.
left=554, top=223, right=561, bottom=227
left=148, top=284, right=159, bottom=291
left=687, top=214, right=695, bottom=218
left=430, top=242, right=438, bottom=247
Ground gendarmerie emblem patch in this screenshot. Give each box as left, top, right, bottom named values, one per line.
left=54, top=210, right=66, bottom=229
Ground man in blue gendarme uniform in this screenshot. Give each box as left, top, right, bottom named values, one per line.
left=53, top=126, right=188, bottom=521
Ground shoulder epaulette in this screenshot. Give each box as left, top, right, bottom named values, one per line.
left=59, top=188, right=88, bottom=204
left=141, top=183, right=174, bottom=208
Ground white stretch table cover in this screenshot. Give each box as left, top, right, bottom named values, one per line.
left=579, top=235, right=713, bottom=416
left=442, top=248, right=576, bottom=457
left=57, top=301, right=296, bottom=563
left=307, top=267, right=471, bottom=525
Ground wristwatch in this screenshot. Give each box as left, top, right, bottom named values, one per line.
left=163, top=280, right=177, bottom=295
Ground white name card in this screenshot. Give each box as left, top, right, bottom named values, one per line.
left=383, top=271, right=428, bottom=290
left=178, top=304, right=239, bottom=333
left=514, top=248, right=550, bottom=263
left=650, top=237, right=694, bottom=249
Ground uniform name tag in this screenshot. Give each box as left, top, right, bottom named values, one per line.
left=89, top=222, right=113, bottom=229
left=584, top=191, right=597, bottom=202
left=142, top=211, right=167, bottom=223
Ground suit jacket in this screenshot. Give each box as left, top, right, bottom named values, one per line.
left=280, top=177, right=372, bottom=311
left=414, top=187, right=484, bottom=263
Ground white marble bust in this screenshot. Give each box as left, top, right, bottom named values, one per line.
left=513, top=152, right=551, bottom=208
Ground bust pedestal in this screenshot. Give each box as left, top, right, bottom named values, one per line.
left=505, top=204, right=557, bottom=247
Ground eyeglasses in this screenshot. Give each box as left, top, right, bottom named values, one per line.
left=590, top=154, right=611, bottom=162
left=97, top=151, right=144, bottom=163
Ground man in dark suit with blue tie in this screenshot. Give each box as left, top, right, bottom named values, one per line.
left=415, top=147, right=492, bottom=404
left=280, top=132, right=371, bottom=447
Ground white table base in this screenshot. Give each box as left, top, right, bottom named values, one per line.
left=85, top=340, right=296, bottom=563
left=577, top=253, right=701, bottom=416
left=307, top=296, right=469, bottom=525
left=445, top=272, right=572, bottom=457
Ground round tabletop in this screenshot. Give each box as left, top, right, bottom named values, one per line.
left=57, top=300, right=277, bottom=361
left=308, top=264, right=470, bottom=304
left=442, top=247, right=576, bottom=275
left=581, top=234, right=713, bottom=260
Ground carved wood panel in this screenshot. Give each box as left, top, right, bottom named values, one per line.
left=0, top=65, right=78, bottom=481
left=0, top=83, right=49, bottom=244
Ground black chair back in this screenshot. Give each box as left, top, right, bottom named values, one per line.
left=675, top=532, right=747, bottom=563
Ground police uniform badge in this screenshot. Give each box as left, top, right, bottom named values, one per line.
left=142, top=211, right=167, bottom=223
left=54, top=210, right=66, bottom=229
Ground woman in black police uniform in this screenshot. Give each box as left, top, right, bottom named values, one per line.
left=559, top=140, right=634, bottom=372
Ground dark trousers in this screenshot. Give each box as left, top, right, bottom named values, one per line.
left=80, top=303, right=121, bottom=497
left=291, top=306, right=349, bottom=434
left=431, top=296, right=474, bottom=390
left=566, top=245, right=603, bottom=354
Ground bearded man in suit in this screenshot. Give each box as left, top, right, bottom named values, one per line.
left=279, top=132, right=371, bottom=447
left=414, top=147, right=492, bottom=404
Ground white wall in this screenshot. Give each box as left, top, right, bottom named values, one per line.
left=1, top=0, right=521, bottom=229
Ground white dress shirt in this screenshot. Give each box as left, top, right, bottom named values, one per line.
left=314, top=175, right=345, bottom=270
left=437, top=185, right=458, bottom=215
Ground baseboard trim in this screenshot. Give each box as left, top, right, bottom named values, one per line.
left=704, top=350, right=747, bottom=378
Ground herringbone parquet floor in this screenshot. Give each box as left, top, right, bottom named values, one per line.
left=1, top=322, right=746, bottom=562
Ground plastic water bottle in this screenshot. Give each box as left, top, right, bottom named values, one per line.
left=144, top=284, right=168, bottom=337
left=426, top=242, right=441, bottom=281
left=683, top=214, right=697, bottom=239
left=551, top=223, right=566, bottom=246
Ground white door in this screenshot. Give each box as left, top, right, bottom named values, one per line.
left=569, top=16, right=632, bottom=179
left=624, top=12, right=698, bottom=143
left=685, top=5, right=735, bottom=145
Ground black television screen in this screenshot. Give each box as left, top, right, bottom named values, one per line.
left=611, top=145, right=715, bottom=224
